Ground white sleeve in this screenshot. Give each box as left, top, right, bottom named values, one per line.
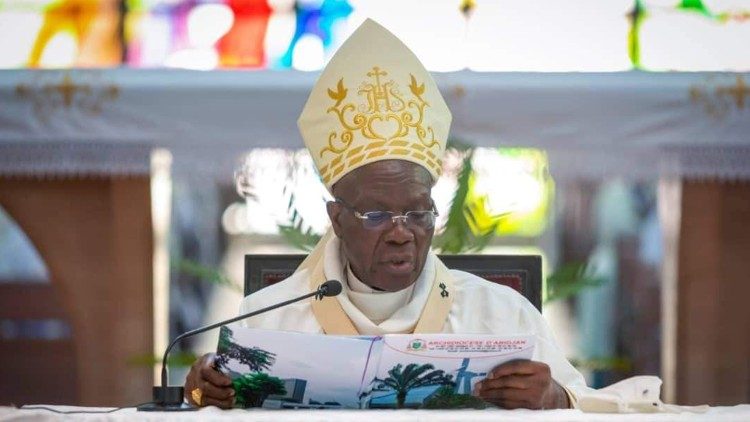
left=519, top=299, right=594, bottom=407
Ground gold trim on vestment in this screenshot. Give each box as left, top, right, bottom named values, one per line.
left=307, top=232, right=454, bottom=335
left=309, top=251, right=359, bottom=335
left=413, top=259, right=454, bottom=333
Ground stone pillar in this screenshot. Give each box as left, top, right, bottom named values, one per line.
left=675, top=181, right=750, bottom=405
left=0, top=176, right=154, bottom=406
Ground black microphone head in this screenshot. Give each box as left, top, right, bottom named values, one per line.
left=320, top=280, right=342, bottom=297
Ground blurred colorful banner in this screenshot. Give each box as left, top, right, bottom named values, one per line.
left=0, top=0, right=748, bottom=71
left=0, top=0, right=353, bottom=69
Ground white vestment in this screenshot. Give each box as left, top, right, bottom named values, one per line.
left=239, top=237, right=592, bottom=403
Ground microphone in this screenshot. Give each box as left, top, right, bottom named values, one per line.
left=318, top=279, right=342, bottom=297
left=138, top=280, right=342, bottom=411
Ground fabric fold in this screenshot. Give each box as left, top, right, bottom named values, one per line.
left=578, top=376, right=709, bottom=414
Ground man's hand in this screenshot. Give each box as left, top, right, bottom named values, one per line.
left=184, top=353, right=235, bottom=408
left=473, top=360, right=570, bottom=410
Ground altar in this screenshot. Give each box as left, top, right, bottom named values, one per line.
left=3, top=404, right=750, bottom=421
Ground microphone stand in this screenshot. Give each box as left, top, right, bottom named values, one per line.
left=138, top=282, right=337, bottom=411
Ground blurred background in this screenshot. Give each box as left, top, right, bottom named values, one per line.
left=0, top=0, right=749, bottom=409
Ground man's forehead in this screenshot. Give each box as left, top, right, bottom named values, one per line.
left=333, top=160, right=433, bottom=195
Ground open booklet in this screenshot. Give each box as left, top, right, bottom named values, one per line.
left=215, top=323, right=534, bottom=409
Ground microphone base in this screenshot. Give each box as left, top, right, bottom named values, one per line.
left=137, top=402, right=197, bottom=412
left=137, top=386, right=198, bottom=412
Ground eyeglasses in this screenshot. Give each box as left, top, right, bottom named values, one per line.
left=334, top=198, right=438, bottom=231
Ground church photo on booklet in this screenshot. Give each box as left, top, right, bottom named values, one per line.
left=214, top=324, right=535, bottom=409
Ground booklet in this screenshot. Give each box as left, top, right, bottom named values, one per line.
left=215, top=323, right=534, bottom=409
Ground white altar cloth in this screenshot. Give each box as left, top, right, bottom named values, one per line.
left=1, top=70, right=749, bottom=180
left=2, top=405, right=749, bottom=422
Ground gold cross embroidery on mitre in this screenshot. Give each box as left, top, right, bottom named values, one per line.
left=361, top=66, right=404, bottom=114
left=318, top=66, right=443, bottom=185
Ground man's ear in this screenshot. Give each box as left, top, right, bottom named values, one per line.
left=326, top=201, right=343, bottom=238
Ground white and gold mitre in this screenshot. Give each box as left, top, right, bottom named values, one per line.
left=298, top=19, right=452, bottom=191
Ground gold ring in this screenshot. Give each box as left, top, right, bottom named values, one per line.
left=191, top=387, right=203, bottom=406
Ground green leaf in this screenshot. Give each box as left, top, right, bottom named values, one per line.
left=173, top=258, right=242, bottom=292
left=233, top=372, right=287, bottom=408
left=277, top=189, right=324, bottom=251
left=628, top=0, right=646, bottom=69
left=278, top=222, right=322, bottom=252
left=434, top=147, right=475, bottom=253
left=434, top=143, right=505, bottom=254
left=127, top=351, right=199, bottom=368
left=544, top=262, right=606, bottom=303
left=678, top=0, right=713, bottom=17
left=421, top=385, right=487, bottom=409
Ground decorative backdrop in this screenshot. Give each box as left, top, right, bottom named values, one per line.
left=1, top=69, right=749, bottom=181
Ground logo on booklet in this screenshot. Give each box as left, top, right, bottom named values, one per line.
left=407, top=339, right=427, bottom=351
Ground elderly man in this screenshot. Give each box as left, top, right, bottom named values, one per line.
left=185, top=19, right=589, bottom=410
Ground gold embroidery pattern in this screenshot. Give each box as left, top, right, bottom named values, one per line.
left=690, top=75, right=749, bottom=119
left=320, top=66, right=442, bottom=183
left=324, top=67, right=439, bottom=152
left=320, top=139, right=443, bottom=184
left=16, top=71, right=119, bottom=121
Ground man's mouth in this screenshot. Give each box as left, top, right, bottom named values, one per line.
left=383, top=257, right=415, bottom=274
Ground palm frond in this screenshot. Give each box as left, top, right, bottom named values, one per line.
left=278, top=222, right=321, bottom=252
left=173, top=258, right=242, bottom=292
left=409, top=370, right=454, bottom=389
left=434, top=144, right=504, bottom=254
left=277, top=188, right=323, bottom=251
left=387, top=364, right=405, bottom=380
left=544, top=261, right=606, bottom=303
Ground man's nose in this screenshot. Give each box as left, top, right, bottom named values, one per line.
left=384, top=217, right=414, bottom=243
